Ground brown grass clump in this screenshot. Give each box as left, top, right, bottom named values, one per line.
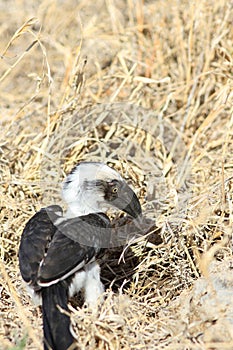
left=1, top=1, right=233, bottom=349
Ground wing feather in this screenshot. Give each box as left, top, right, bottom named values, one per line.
left=38, top=213, right=111, bottom=285
left=19, top=210, right=111, bottom=287
left=18, top=205, right=63, bottom=287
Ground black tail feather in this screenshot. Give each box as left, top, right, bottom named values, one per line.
left=41, top=282, right=77, bottom=350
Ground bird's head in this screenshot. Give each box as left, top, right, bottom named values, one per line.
left=62, top=162, right=142, bottom=218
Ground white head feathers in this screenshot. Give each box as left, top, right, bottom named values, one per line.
left=62, top=162, right=123, bottom=217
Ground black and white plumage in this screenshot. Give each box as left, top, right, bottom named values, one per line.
left=18, top=162, right=142, bottom=350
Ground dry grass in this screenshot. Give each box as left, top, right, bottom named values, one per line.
left=1, top=0, right=233, bottom=349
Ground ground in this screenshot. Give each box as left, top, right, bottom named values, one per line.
left=0, top=1, right=233, bottom=349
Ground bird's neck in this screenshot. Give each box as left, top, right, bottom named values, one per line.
left=65, top=202, right=103, bottom=218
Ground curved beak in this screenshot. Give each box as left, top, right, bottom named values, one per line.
left=112, top=183, right=142, bottom=218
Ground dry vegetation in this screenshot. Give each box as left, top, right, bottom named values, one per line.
left=1, top=0, right=233, bottom=349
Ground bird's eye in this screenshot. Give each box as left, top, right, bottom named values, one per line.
left=112, top=186, right=118, bottom=194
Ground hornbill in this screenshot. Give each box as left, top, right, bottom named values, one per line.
left=18, top=162, right=142, bottom=350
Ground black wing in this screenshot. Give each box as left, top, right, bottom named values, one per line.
left=35, top=213, right=111, bottom=286
left=18, top=205, right=63, bottom=288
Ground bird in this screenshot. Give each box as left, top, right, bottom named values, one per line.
left=18, top=162, right=142, bottom=350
